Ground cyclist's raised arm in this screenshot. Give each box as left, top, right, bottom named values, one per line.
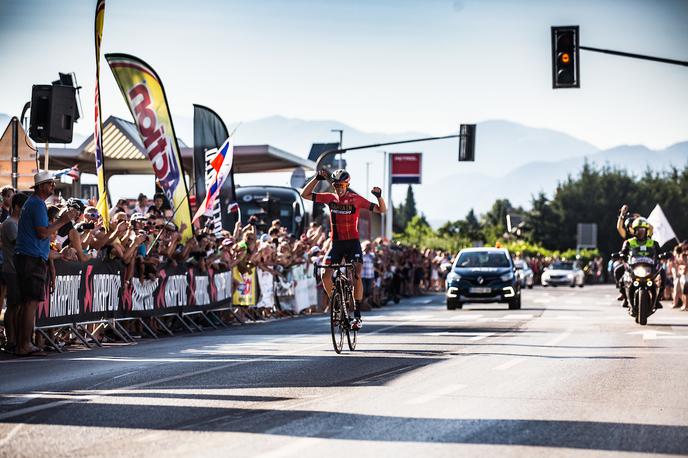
left=368, top=187, right=387, bottom=214
left=301, top=169, right=330, bottom=201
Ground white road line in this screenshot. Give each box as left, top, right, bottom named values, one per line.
left=449, top=314, right=483, bottom=321
left=502, top=314, right=533, bottom=320
left=397, top=314, right=433, bottom=320
left=494, top=358, right=524, bottom=371
left=405, top=384, right=466, bottom=405
left=412, top=299, right=433, bottom=304
left=545, top=331, right=572, bottom=346
left=469, top=332, right=494, bottom=341
left=0, top=394, right=43, bottom=406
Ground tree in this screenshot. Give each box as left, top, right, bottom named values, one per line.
left=402, top=185, right=417, bottom=226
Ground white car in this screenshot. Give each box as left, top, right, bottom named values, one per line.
left=541, top=261, right=584, bottom=288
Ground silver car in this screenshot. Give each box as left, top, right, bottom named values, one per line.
left=514, top=260, right=534, bottom=289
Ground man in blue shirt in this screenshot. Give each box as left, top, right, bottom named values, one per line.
left=15, top=171, right=77, bottom=356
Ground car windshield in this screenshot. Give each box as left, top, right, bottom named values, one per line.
left=551, top=262, right=573, bottom=270
left=514, top=260, right=525, bottom=269
left=456, top=252, right=510, bottom=268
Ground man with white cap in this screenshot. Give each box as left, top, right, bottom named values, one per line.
left=14, top=171, right=77, bottom=356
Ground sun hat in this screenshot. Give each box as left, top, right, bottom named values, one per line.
left=32, top=171, right=55, bottom=188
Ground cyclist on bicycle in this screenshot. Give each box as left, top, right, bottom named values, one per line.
left=301, top=168, right=387, bottom=330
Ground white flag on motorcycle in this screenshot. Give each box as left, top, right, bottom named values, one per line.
left=647, top=204, right=677, bottom=247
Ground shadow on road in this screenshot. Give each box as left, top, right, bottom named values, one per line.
left=0, top=402, right=685, bottom=455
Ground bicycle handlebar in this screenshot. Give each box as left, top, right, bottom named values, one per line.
left=315, top=263, right=355, bottom=269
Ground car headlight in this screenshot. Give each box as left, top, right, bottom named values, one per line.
left=633, top=265, right=651, bottom=278
left=447, top=272, right=461, bottom=283
left=500, top=272, right=514, bottom=282
left=566, top=273, right=574, bottom=279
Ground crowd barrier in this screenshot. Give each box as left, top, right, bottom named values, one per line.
left=34, top=259, right=321, bottom=349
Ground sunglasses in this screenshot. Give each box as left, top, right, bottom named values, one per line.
left=333, top=181, right=349, bottom=188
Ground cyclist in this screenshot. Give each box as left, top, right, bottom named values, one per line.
left=301, top=168, right=387, bottom=330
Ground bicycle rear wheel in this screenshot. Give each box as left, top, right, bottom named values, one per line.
left=330, top=293, right=345, bottom=353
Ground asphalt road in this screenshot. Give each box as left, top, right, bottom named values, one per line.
left=1, top=285, right=688, bottom=457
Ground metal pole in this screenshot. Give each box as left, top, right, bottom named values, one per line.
left=385, top=152, right=393, bottom=240
left=11, top=117, right=18, bottom=189
left=580, top=46, right=688, bottom=67
left=44, top=143, right=49, bottom=172
left=381, top=152, right=386, bottom=239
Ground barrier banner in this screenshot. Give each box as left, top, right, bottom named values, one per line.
left=37, top=259, right=124, bottom=327
left=232, top=266, right=256, bottom=307
left=255, top=268, right=275, bottom=309
left=106, top=53, right=193, bottom=241
left=292, top=265, right=311, bottom=313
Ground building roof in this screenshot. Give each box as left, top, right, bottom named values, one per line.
left=48, top=115, right=314, bottom=175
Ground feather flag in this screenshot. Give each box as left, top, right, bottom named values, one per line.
left=94, top=0, right=110, bottom=229
left=193, top=136, right=234, bottom=223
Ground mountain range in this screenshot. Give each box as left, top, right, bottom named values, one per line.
left=2, top=112, right=686, bottom=227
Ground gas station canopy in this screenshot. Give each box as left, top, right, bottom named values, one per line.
left=48, top=115, right=314, bottom=176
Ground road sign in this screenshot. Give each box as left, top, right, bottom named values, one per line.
left=390, top=153, right=422, bottom=184
left=576, top=223, right=597, bottom=249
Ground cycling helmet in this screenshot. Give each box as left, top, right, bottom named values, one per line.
left=631, top=217, right=653, bottom=238
left=66, top=197, right=86, bottom=214
left=331, top=169, right=351, bottom=184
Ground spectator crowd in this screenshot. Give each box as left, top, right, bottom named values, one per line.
left=0, top=174, right=455, bottom=356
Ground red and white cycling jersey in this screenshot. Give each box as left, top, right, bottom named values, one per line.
left=313, top=190, right=375, bottom=241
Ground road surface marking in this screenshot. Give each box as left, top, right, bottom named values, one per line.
left=406, top=384, right=466, bottom=405
left=627, top=330, right=688, bottom=340
left=545, top=331, right=572, bottom=346
left=412, top=299, right=433, bottom=304
left=502, top=314, right=533, bottom=320
left=449, top=314, right=483, bottom=321
left=256, top=438, right=318, bottom=458
left=494, top=358, right=524, bottom=371
left=0, top=394, right=43, bottom=406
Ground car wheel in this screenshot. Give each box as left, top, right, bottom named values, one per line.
left=508, top=295, right=521, bottom=310
left=447, top=299, right=462, bottom=310
left=570, top=282, right=576, bottom=288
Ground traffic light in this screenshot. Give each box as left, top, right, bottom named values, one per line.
left=551, top=26, right=579, bottom=88
left=458, top=124, right=476, bottom=161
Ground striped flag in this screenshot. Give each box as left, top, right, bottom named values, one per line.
left=54, top=165, right=80, bottom=180
left=94, top=0, right=110, bottom=229
left=193, top=136, right=234, bottom=223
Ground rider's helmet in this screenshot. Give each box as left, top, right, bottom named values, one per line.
left=631, top=217, right=653, bottom=241
left=331, top=169, right=351, bottom=189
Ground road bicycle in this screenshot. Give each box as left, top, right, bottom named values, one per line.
left=316, top=262, right=357, bottom=353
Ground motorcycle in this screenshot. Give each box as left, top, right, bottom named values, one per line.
left=612, top=252, right=666, bottom=325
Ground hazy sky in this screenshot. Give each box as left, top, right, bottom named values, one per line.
left=1, top=0, right=687, bottom=151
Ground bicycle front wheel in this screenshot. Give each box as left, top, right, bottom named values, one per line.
left=330, top=293, right=345, bottom=354
left=346, top=292, right=357, bottom=351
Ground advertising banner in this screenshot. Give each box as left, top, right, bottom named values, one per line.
left=390, top=153, right=422, bottom=184
left=38, top=260, right=243, bottom=327
left=105, top=53, right=192, bottom=241
left=232, top=266, right=256, bottom=307
left=37, top=259, right=124, bottom=327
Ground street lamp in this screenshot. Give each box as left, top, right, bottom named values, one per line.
left=331, top=129, right=343, bottom=169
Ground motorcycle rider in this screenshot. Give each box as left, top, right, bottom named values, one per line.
left=614, top=204, right=641, bottom=302
left=619, top=217, right=665, bottom=313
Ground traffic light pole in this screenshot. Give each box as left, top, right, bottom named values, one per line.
left=314, top=133, right=461, bottom=240
left=579, top=46, right=688, bottom=67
